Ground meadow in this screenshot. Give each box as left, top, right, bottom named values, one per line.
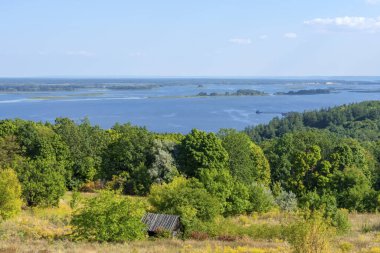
left=1, top=192, right=380, bottom=253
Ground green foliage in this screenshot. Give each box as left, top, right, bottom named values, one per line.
left=218, top=129, right=270, bottom=186
left=275, top=188, right=298, bottom=212
left=0, top=169, right=22, bottom=220
left=148, top=139, right=179, bottom=184
left=332, top=209, right=351, bottom=234
left=299, top=192, right=338, bottom=219
left=198, top=168, right=234, bottom=212
left=264, top=130, right=337, bottom=195
left=287, top=212, right=336, bottom=253
left=15, top=158, right=66, bottom=207
left=298, top=192, right=350, bottom=233
left=70, top=190, right=81, bottom=209
left=0, top=135, right=22, bottom=169
left=225, top=182, right=250, bottom=216
left=101, top=124, right=154, bottom=195
left=264, top=128, right=378, bottom=212
left=8, top=121, right=70, bottom=207
left=185, top=216, right=288, bottom=241
left=54, top=118, right=110, bottom=188
left=246, top=100, right=380, bottom=142
left=16, top=122, right=70, bottom=165
left=71, top=190, right=147, bottom=242
left=178, top=129, right=229, bottom=177
left=1, top=101, right=380, bottom=217
left=148, top=177, right=222, bottom=229
left=247, top=183, right=275, bottom=213
left=249, top=142, right=271, bottom=186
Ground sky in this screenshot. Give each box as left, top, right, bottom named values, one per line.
left=0, top=0, right=380, bottom=77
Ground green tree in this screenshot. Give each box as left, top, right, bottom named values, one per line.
left=11, top=122, right=69, bottom=207
left=0, top=135, right=22, bottom=169
left=148, top=139, right=179, bottom=184
left=54, top=118, right=110, bottom=188
left=0, top=169, right=22, bottom=220
left=198, top=167, right=234, bottom=211
left=71, top=190, right=146, bottom=242
left=178, top=129, right=228, bottom=177
left=101, top=124, right=154, bottom=195
left=15, top=158, right=66, bottom=207
left=225, top=181, right=250, bottom=215
left=264, top=130, right=338, bottom=195
left=0, top=119, right=18, bottom=137
left=218, top=129, right=270, bottom=186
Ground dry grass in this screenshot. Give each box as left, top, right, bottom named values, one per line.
left=333, top=213, right=380, bottom=252
left=0, top=239, right=290, bottom=253
left=1, top=193, right=380, bottom=252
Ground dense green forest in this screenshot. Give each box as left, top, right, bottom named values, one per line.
left=1, top=100, right=380, bottom=246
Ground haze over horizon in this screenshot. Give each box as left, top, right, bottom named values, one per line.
left=1, top=0, right=380, bottom=77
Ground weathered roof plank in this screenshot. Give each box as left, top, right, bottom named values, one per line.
left=142, top=212, right=181, bottom=232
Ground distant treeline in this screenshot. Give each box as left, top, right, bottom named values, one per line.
left=245, top=100, right=380, bottom=142
left=197, top=89, right=267, bottom=97
left=275, top=89, right=332, bottom=95
left=0, top=77, right=379, bottom=93
left=0, top=84, right=161, bottom=92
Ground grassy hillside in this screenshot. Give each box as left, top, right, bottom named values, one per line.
left=1, top=192, right=380, bottom=253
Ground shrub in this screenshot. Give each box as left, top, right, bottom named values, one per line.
left=287, top=212, right=336, bottom=253
left=299, top=192, right=350, bottom=233
left=0, top=169, right=22, bottom=220
left=71, top=190, right=146, bottom=242
left=70, top=190, right=81, bottom=209
left=275, top=189, right=298, bottom=212
left=332, top=209, right=351, bottom=234
left=225, top=182, right=250, bottom=216
left=247, top=183, right=276, bottom=213
left=299, top=192, right=338, bottom=219
left=148, top=177, right=222, bottom=230
left=339, top=242, right=353, bottom=253
left=189, top=231, right=209, bottom=241
left=79, top=180, right=105, bottom=192
left=152, top=227, right=172, bottom=238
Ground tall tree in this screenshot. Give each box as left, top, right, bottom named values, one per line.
left=218, top=129, right=270, bottom=186
left=178, top=129, right=228, bottom=177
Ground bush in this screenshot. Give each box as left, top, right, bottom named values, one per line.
left=148, top=177, right=222, bottom=229
left=299, top=192, right=338, bottom=219
left=287, top=212, right=336, bottom=253
left=299, top=191, right=350, bottom=233
left=225, top=182, right=250, bottom=216
left=153, top=227, right=172, bottom=239
left=79, top=180, right=105, bottom=192
left=0, top=169, right=22, bottom=220
left=247, top=183, right=275, bottom=213
left=71, top=190, right=147, bottom=242
left=275, top=189, right=298, bottom=212
left=332, top=209, right=351, bottom=234
left=70, top=190, right=81, bottom=209
left=189, top=231, right=209, bottom=241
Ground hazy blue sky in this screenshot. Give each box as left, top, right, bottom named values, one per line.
left=1, top=0, right=380, bottom=77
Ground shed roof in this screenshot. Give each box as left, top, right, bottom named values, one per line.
left=142, top=212, right=180, bottom=232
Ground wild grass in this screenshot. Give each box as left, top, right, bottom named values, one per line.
left=1, top=192, right=380, bottom=252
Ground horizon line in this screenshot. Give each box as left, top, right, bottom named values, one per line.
left=0, top=75, right=380, bottom=79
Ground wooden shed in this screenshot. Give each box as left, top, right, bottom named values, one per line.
left=142, top=212, right=181, bottom=237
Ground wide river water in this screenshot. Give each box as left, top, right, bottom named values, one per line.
left=0, top=78, right=379, bottom=133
